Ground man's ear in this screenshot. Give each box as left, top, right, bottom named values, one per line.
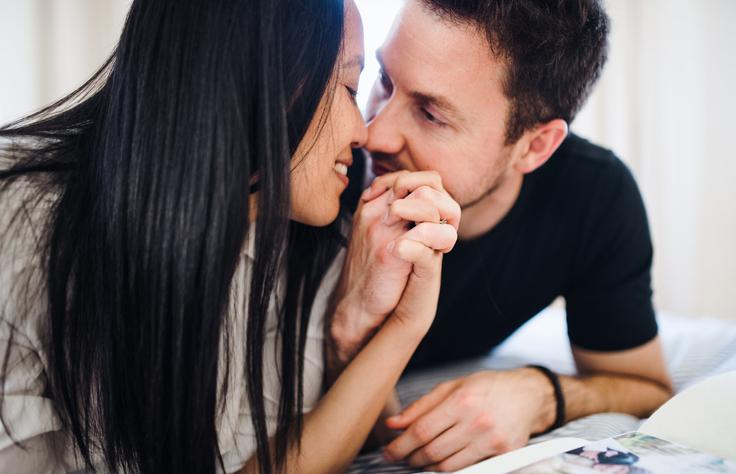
left=514, top=119, right=569, bottom=174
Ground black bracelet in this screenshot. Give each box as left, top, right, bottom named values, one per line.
left=526, top=364, right=566, bottom=433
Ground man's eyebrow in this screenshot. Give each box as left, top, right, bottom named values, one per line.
left=376, top=50, right=463, bottom=124
left=343, top=54, right=365, bottom=71
left=410, top=91, right=462, bottom=122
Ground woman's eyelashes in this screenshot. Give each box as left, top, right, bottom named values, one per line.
left=345, top=86, right=359, bottom=105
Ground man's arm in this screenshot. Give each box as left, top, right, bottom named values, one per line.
left=564, top=336, right=672, bottom=420
left=382, top=336, right=672, bottom=472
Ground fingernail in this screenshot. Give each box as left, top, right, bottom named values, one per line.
left=383, top=451, right=395, bottom=462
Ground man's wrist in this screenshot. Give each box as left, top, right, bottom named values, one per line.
left=521, top=367, right=559, bottom=434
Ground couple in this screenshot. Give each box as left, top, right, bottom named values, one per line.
left=0, top=0, right=672, bottom=473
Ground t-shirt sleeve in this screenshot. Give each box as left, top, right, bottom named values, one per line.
left=564, top=159, right=658, bottom=351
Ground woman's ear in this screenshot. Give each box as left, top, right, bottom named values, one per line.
left=514, top=119, right=569, bottom=174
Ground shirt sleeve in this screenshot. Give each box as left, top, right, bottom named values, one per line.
left=221, top=305, right=327, bottom=473
left=220, top=250, right=340, bottom=472
left=0, top=182, right=68, bottom=473
left=564, top=158, right=658, bottom=351
left=0, top=320, right=66, bottom=474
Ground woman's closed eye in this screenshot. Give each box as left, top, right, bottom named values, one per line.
left=346, top=86, right=359, bottom=105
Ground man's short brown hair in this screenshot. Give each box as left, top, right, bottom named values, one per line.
left=422, top=0, right=609, bottom=143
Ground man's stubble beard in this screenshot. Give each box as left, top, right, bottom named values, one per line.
left=457, top=148, right=514, bottom=211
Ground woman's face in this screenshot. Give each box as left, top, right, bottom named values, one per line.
left=289, top=0, right=368, bottom=226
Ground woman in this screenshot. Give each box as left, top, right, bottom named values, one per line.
left=0, top=0, right=459, bottom=473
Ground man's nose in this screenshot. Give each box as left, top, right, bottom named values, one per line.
left=365, top=98, right=404, bottom=155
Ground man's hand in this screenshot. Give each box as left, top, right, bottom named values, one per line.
left=383, top=336, right=674, bottom=473
left=383, top=368, right=555, bottom=472
left=330, top=171, right=460, bottom=364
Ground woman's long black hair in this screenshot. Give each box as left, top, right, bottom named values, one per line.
left=0, top=0, right=346, bottom=472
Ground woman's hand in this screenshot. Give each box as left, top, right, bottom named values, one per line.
left=330, top=171, right=460, bottom=363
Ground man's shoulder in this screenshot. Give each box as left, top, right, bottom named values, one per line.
left=542, top=133, right=636, bottom=200
left=552, top=133, right=625, bottom=174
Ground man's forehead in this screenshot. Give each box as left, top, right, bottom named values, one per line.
left=380, top=0, right=505, bottom=117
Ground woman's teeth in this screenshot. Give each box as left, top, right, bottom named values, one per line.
left=334, top=163, right=348, bottom=176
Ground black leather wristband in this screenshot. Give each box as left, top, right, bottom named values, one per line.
left=526, top=364, right=566, bottom=433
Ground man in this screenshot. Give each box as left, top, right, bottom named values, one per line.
left=330, top=0, right=673, bottom=472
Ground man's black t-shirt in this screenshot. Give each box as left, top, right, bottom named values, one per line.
left=402, top=134, right=659, bottom=371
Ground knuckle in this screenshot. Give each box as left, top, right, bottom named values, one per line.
left=412, top=185, right=429, bottom=197
left=489, top=434, right=510, bottom=453
left=412, top=420, right=434, bottom=443
left=453, top=390, right=476, bottom=410
left=416, top=185, right=436, bottom=200
left=393, top=238, right=410, bottom=256
left=393, top=172, right=410, bottom=188
left=423, top=445, right=443, bottom=463
left=473, top=412, right=495, bottom=431
left=496, top=439, right=511, bottom=454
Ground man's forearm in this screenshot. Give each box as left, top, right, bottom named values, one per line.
left=554, top=372, right=673, bottom=426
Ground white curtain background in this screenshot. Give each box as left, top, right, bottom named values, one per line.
left=1, top=0, right=734, bottom=320
left=573, top=0, right=736, bottom=321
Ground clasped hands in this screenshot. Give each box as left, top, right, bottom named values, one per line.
left=329, top=170, right=559, bottom=472
left=330, top=170, right=461, bottom=362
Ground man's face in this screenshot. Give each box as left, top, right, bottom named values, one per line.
left=364, top=0, right=515, bottom=208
